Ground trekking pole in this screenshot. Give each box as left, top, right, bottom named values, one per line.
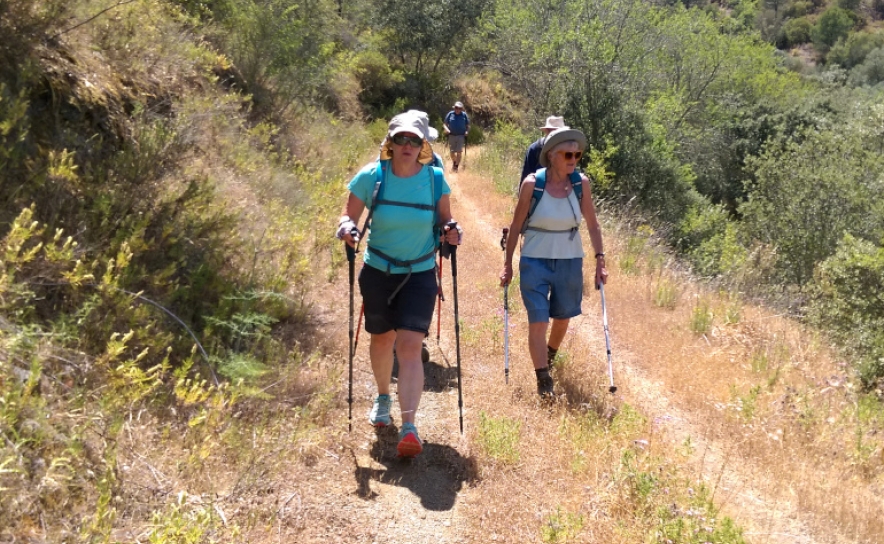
left=500, top=228, right=510, bottom=384
left=599, top=282, right=617, bottom=394
left=345, top=227, right=360, bottom=432
left=436, top=252, right=444, bottom=344
left=354, top=303, right=364, bottom=352
left=462, top=139, right=467, bottom=171
left=446, top=222, right=464, bottom=434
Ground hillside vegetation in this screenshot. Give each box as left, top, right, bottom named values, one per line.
left=1, top=0, right=883, bottom=542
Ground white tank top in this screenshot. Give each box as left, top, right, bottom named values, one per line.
left=520, top=190, right=585, bottom=259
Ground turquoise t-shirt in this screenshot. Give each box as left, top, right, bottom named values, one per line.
left=349, top=162, right=450, bottom=274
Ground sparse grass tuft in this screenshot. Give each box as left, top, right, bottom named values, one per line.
left=690, top=296, right=714, bottom=335
left=654, top=278, right=679, bottom=309
left=541, top=507, right=585, bottom=543
left=477, top=411, right=521, bottom=464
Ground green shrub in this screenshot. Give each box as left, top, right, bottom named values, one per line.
left=812, top=8, right=856, bottom=52
left=808, top=234, right=884, bottom=389
left=780, top=17, right=813, bottom=48
left=784, top=0, right=813, bottom=17
left=690, top=297, right=714, bottom=335
left=848, top=47, right=884, bottom=86
left=740, top=121, right=884, bottom=286
left=827, top=32, right=884, bottom=69
left=676, top=204, right=748, bottom=279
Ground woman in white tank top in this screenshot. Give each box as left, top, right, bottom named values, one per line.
left=500, top=128, right=608, bottom=398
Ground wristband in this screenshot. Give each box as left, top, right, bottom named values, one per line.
left=595, top=252, right=605, bottom=259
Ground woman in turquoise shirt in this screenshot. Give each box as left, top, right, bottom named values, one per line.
left=337, top=111, right=462, bottom=457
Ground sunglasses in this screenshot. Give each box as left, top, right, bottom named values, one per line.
left=391, top=134, right=424, bottom=147
left=555, top=150, right=583, bottom=160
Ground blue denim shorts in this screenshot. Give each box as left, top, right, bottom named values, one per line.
left=519, top=257, right=583, bottom=323
left=359, top=264, right=437, bottom=335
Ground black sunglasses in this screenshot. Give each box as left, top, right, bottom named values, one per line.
left=391, top=134, right=423, bottom=147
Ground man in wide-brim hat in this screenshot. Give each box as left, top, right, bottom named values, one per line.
left=520, top=116, right=569, bottom=185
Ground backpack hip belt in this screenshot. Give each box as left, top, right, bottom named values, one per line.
left=367, top=246, right=437, bottom=305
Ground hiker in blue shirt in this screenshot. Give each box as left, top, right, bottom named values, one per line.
left=337, top=111, right=463, bottom=457
left=500, top=128, right=607, bottom=398
left=443, top=101, right=470, bottom=172
left=521, top=116, right=568, bottom=185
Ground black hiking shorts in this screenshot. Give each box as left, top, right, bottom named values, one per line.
left=358, top=264, right=437, bottom=335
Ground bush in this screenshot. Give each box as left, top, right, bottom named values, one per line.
left=812, top=8, right=856, bottom=52
left=808, top=234, right=884, bottom=390
left=827, top=31, right=884, bottom=69
left=784, top=0, right=813, bottom=17
left=848, top=47, right=884, bottom=86
left=780, top=17, right=813, bottom=48
left=740, top=119, right=884, bottom=286
left=676, top=204, right=748, bottom=279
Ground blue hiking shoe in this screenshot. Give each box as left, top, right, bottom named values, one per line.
left=397, top=422, right=423, bottom=458
left=369, top=394, right=392, bottom=427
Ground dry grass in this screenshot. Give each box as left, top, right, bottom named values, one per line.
left=601, top=217, right=884, bottom=542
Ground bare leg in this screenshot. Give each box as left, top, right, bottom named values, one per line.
left=369, top=330, right=396, bottom=395
left=548, top=318, right=569, bottom=351
left=528, top=321, right=550, bottom=370
left=394, top=329, right=425, bottom=425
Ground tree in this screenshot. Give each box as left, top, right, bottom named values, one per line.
left=375, top=0, right=490, bottom=77
left=812, top=7, right=855, bottom=52
left=740, top=109, right=884, bottom=284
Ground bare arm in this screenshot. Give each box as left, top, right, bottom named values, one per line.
left=500, top=176, right=536, bottom=285
left=579, top=174, right=608, bottom=286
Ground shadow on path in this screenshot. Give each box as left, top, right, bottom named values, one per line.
left=353, top=426, right=478, bottom=511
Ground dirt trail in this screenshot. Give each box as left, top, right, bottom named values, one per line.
left=293, top=155, right=851, bottom=544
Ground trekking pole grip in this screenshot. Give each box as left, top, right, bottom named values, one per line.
left=345, top=227, right=359, bottom=261
left=445, top=221, right=458, bottom=271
